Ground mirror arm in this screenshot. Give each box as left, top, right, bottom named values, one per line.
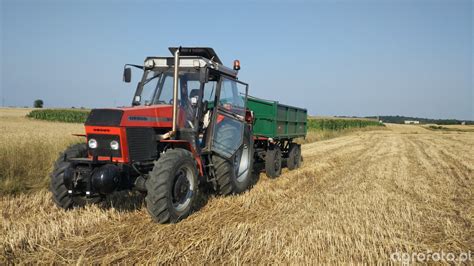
left=124, top=64, right=144, bottom=70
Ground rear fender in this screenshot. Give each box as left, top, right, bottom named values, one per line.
left=159, top=140, right=204, bottom=176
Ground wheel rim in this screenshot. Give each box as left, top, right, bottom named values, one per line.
left=171, top=165, right=195, bottom=212
left=234, top=143, right=250, bottom=183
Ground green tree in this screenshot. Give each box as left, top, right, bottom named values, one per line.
left=33, top=99, right=44, bottom=108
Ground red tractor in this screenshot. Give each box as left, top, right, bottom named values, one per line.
left=50, top=47, right=254, bottom=223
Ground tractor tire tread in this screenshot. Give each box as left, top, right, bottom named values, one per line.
left=145, top=149, right=198, bottom=224
left=265, top=147, right=282, bottom=178
left=50, top=143, right=88, bottom=210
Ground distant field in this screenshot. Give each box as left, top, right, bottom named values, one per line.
left=442, top=124, right=474, bottom=130
left=423, top=124, right=474, bottom=132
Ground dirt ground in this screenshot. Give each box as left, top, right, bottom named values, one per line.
left=1, top=116, right=473, bottom=263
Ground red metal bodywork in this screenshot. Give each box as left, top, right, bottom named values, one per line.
left=84, top=105, right=198, bottom=167
left=120, top=105, right=173, bottom=128
left=85, top=126, right=129, bottom=163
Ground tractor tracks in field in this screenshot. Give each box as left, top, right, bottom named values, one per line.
left=402, top=132, right=473, bottom=251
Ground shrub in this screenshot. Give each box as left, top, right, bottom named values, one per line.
left=27, top=109, right=90, bottom=123
left=308, top=118, right=383, bottom=131
left=33, top=99, right=44, bottom=108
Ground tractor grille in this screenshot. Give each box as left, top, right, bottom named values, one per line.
left=88, top=134, right=122, bottom=158
left=126, top=128, right=157, bottom=162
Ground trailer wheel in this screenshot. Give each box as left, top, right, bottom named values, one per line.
left=50, top=143, right=102, bottom=209
left=145, top=148, right=199, bottom=223
left=213, top=125, right=254, bottom=195
left=265, top=146, right=282, bottom=178
left=287, top=143, right=302, bottom=170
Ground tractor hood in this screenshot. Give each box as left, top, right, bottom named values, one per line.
left=85, top=109, right=123, bottom=126
left=85, top=105, right=173, bottom=128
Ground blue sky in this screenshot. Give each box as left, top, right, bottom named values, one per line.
left=1, top=0, right=472, bottom=120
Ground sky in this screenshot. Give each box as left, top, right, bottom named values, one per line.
left=1, top=0, right=472, bottom=120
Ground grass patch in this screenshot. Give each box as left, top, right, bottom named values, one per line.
left=427, top=125, right=474, bottom=132
left=27, top=109, right=90, bottom=123
left=308, top=118, right=383, bottom=131
left=298, top=118, right=385, bottom=144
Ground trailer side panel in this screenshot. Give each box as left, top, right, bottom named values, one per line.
left=247, top=96, right=307, bottom=139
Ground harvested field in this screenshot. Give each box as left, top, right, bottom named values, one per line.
left=1, top=109, right=473, bottom=264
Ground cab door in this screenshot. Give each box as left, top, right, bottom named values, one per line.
left=210, top=76, right=249, bottom=159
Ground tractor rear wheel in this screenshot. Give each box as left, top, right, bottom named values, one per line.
left=287, top=143, right=302, bottom=170
left=265, top=146, right=282, bottom=178
left=145, top=148, right=199, bottom=223
left=213, top=125, right=254, bottom=195
left=50, top=143, right=102, bottom=209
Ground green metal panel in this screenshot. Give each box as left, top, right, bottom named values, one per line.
left=246, top=96, right=307, bottom=139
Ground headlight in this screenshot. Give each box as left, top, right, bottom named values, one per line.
left=88, top=138, right=98, bottom=149
left=110, top=140, right=119, bottom=150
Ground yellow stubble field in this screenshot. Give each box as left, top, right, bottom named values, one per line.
left=1, top=108, right=473, bottom=264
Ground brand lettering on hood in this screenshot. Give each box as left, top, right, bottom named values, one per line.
left=128, top=116, right=172, bottom=122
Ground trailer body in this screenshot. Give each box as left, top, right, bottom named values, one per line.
left=246, top=96, right=307, bottom=140
left=246, top=96, right=306, bottom=178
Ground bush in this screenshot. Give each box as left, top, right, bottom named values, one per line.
left=27, top=109, right=90, bottom=123
left=308, top=118, right=383, bottom=131
left=33, top=99, right=44, bottom=108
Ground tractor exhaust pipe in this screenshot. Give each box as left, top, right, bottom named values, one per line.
left=171, top=48, right=180, bottom=133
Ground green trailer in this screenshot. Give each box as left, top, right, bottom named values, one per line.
left=246, top=96, right=307, bottom=178
left=246, top=96, right=307, bottom=139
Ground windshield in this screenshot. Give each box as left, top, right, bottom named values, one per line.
left=134, top=69, right=201, bottom=106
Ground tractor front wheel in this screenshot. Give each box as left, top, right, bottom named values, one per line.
left=50, top=143, right=102, bottom=209
left=145, top=148, right=199, bottom=223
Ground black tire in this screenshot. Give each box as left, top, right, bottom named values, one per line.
left=50, top=143, right=102, bottom=209
left=287, top=143, right=302, bottom=170
left=265, top=146, right=282, bottom=178
left=145, top=148, right=199, bottom=223
left=213, top=125, right=254, bottom=195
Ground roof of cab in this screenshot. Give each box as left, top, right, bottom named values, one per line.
left=168, top=47, right=222, bottom=65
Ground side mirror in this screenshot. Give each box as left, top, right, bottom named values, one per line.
left=123, top=67, right=131, bottom=83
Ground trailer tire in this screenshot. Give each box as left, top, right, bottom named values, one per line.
left=50, top=143, right=102, bottom=209
left=287, top=143, right=301, bottom=170
left=213, top=125, right=254, bottom=195
left=145, top=148, right=199, bottom=223
left=265, top=146, right=282, bottom=178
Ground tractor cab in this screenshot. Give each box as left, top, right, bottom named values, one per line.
left=123, top=47, right=249, bottom=157
left=51, top=47, right=255, bottom=223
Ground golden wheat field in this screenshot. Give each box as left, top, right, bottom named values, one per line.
left=1, top=108, right=473, bottom=264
